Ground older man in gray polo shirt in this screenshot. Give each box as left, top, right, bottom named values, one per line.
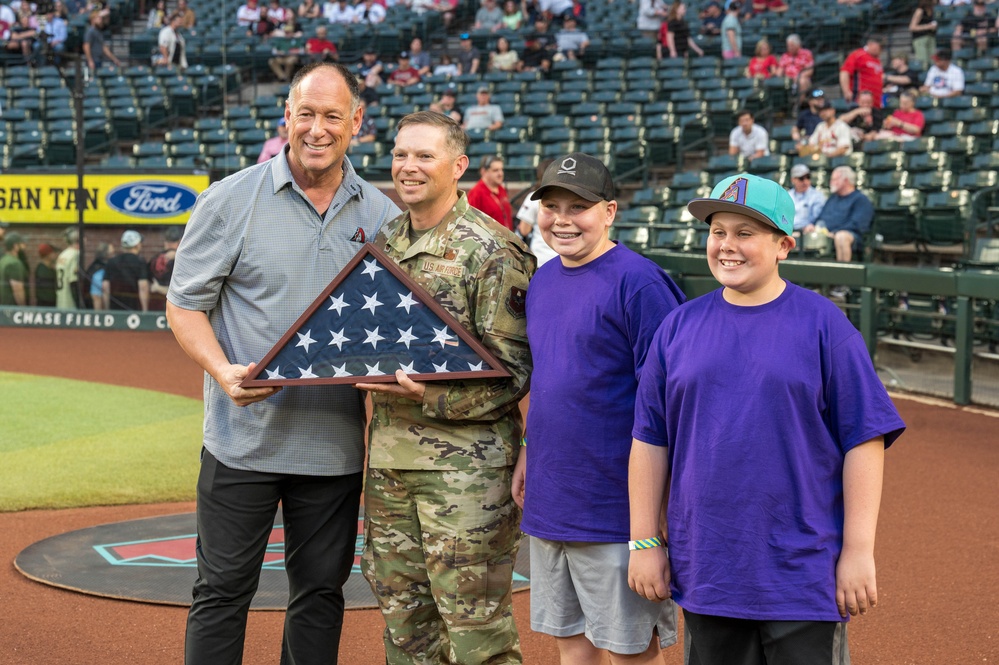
left=167, top=61, right=400, bottom=665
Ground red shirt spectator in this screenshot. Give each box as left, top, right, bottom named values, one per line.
left=840, top=38, right=884, bottom=107
left=747, top=39, right=777, bottom=78
left=778, top=44, right=813, bottom=80
left=752, top=0, right=787, bottom=14
left=306, top=30, right=337, bottom=59
left=387, top=52, right=422, bottom=86
left=467, top=156, right=513, bottom=231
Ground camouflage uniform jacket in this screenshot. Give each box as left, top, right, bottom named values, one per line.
left=369, top=192, right=535, bottom=471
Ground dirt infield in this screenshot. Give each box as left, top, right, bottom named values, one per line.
left=1, top=327, right=998, bottom=664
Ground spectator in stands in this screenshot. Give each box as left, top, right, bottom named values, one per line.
left=467, top=155, right=514, bottom=231
left=840, top=89, right=885, bottom=144
left=522, top=18, right=556, bottom=71
left=475, top=0, right=504, bottom=31
left=951, top=0, right=996, bottom=55
left=792, top=88, right=824, bottom=143
left=909, top=0, right=938, bottom=66
left=489, top=35, right=522, bottom=72
left=257, top=118, right=289, bottom=162
left=83, top=9, right=121, bottom=70
left=746, top=38, right=777, bottom=78
left=104, top=230, right=150, bottom=311
left=146, top=0, right=166, bottom=28
left=56, top=227, right=81, bottom=309
left=436, top=88, right=462, bottom=122
left=433, top=52, right=460, bottom=76
left=236, top=0, right=262, bottom=34
left=787, top=164, right=826, bottom=236
left=0, top=232, right=27, bottom=306
left=805, top=99, right=852, bottom=157
left=85, top=242, right=114, bottom=310
left=34, top=5, right=68, bottom=66
left=555, top=15, right=588, bottom=61
left=873, top=90, right=925, bottom=141
left=155, top=12, right=187, bottom=69
left=728, top=108, right=770, bottom=160
left=721, top=1, right=742, bottom=59
left=388, top=51, right=422, bottom=87
left=751, top=0, right=787, bottom=14
left=456, top=32, right=481, bottom=74
left=176, top=0, right=196, bottom=30
left=148, top=226, right=183, bottom=311
left=884, top=53, right=920, bottom=97
left=776, top=33, right=814, bottom=95
left=921, top=48, right=965, bottom=97
left=297, top=0, right=321, bottom=18
left=6, top=12, right=36, bottom=64
left=356, top=47, right=384, bottom=87
left=540, top=0, right=573, bottom=21
left=351, top=100, right=377, bottom=147
left=568, top=0, right=586, bottom=25
left=304, top=23, right=337, bottom=64
left=408, top=37, right=431, bottom=75
left=411, top=0, right=455, bottom=27
left=357, top=75, right=378, bottom=107
left=501, top=0, right=524, bottom=29
left=809, top=166, right=873, bottom=264
left=463, top=86, right=504, bottom=131
left=353, top=0, right=385, bottom=24
left=699, top=0, right=723, bottom=36
left=658, top=1, right=704, bottom=60
left=637, top=0, right=667, bottom=40
left=840, top=37, right=884, bottom=107
left=263, top=0, right=293, bottom=34
left=323, top=0, right=354, bottom=23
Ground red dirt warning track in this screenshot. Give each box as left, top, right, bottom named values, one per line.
left=1, top=327, right=997, bottom=664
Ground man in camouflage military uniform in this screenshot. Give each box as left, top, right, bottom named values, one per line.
left=356, top=111, right=534, bottom=665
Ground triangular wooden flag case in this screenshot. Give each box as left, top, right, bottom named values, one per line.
left=241, top=243, right=511, bottom=387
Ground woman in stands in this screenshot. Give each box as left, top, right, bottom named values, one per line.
left=657, top=1, right=703, bottom=60
left=489, top=36, right=522, bottom=72
left=747, top=38, right=777, bottom=78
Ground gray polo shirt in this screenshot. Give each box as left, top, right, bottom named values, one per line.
left=168, top=150, right=400, bottom=475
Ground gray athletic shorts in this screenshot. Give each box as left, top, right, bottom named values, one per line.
left=529, top=537, right=679, bottom=655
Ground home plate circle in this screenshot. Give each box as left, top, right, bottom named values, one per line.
left=14, top=508, right=532, bottom=610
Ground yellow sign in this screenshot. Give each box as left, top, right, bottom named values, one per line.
left=0, top=173, right=210, bottom=225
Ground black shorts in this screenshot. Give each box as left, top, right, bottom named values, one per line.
left=683, top=609, right=850, bottom=665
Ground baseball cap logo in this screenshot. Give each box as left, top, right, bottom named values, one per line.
left=719, top=177, right=748, bottom=205
left=557, top=157, right=577, bottom=176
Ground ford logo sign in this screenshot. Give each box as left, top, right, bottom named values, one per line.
left=106, top=182, right=199, bottom=219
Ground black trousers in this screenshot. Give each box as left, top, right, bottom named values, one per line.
left=683, top=609, right=850, bottom=665
left=185, top=448, right=362, bottom=665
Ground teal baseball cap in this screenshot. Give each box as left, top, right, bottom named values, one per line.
left=687, top=173, right=795, bottom=235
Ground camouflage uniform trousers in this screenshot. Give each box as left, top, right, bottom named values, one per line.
left=361, top=465, right=522, bottom=665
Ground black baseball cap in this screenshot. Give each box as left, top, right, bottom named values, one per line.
left=530, top=153, right=615, bottom=203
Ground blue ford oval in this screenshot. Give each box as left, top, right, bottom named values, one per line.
left=106, top=182, right=199, bottom=218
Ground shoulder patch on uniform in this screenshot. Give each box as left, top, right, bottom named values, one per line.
left=506, top=286, right=526, bottom=319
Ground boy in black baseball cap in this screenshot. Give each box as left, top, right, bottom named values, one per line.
left=513, top=152, right=686, bottom=662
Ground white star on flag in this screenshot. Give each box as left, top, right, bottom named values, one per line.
left=467, top=361, right=484, bottom=371
left=364, top=327, right=385, bottom=349
left=365, top=362, right=385, bottom=376
left=397, top=291, right=418, bottom=314
left=327, top=293, right=349, bottom=315
left=361, top=292, right=383, bottom=314
left=298, top=365, right=318, bottom=379
left=333, top=363, right=351, bottom=377
left=432, top=326, right=454, bottom=348
left=361, top=258, right=384, bottom=280
left=328, top=328, right=350, bottom=351
left=396, top=327, right=418, bottom=349
left=433, top=361, right=449, bottom=373
left=296, top=329, right=317, bottom=353
left=265, top=367, right=284, bottom=379
left=399, top=361, right=416, bottom=374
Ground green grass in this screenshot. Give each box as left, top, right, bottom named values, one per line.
left=0, top=371, right=203, bottom=512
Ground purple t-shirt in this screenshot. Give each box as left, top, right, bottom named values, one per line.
left=521, top=243, right=685, bottom=542
left=633, top=282, right=905, bottom=621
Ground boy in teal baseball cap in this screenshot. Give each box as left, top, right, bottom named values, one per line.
left=628, top=173, right=905, bottom=664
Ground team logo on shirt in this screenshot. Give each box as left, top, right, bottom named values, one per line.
left=350, top=227, right=366, bottom=243
left=719, top=177, right=749, bottom=205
